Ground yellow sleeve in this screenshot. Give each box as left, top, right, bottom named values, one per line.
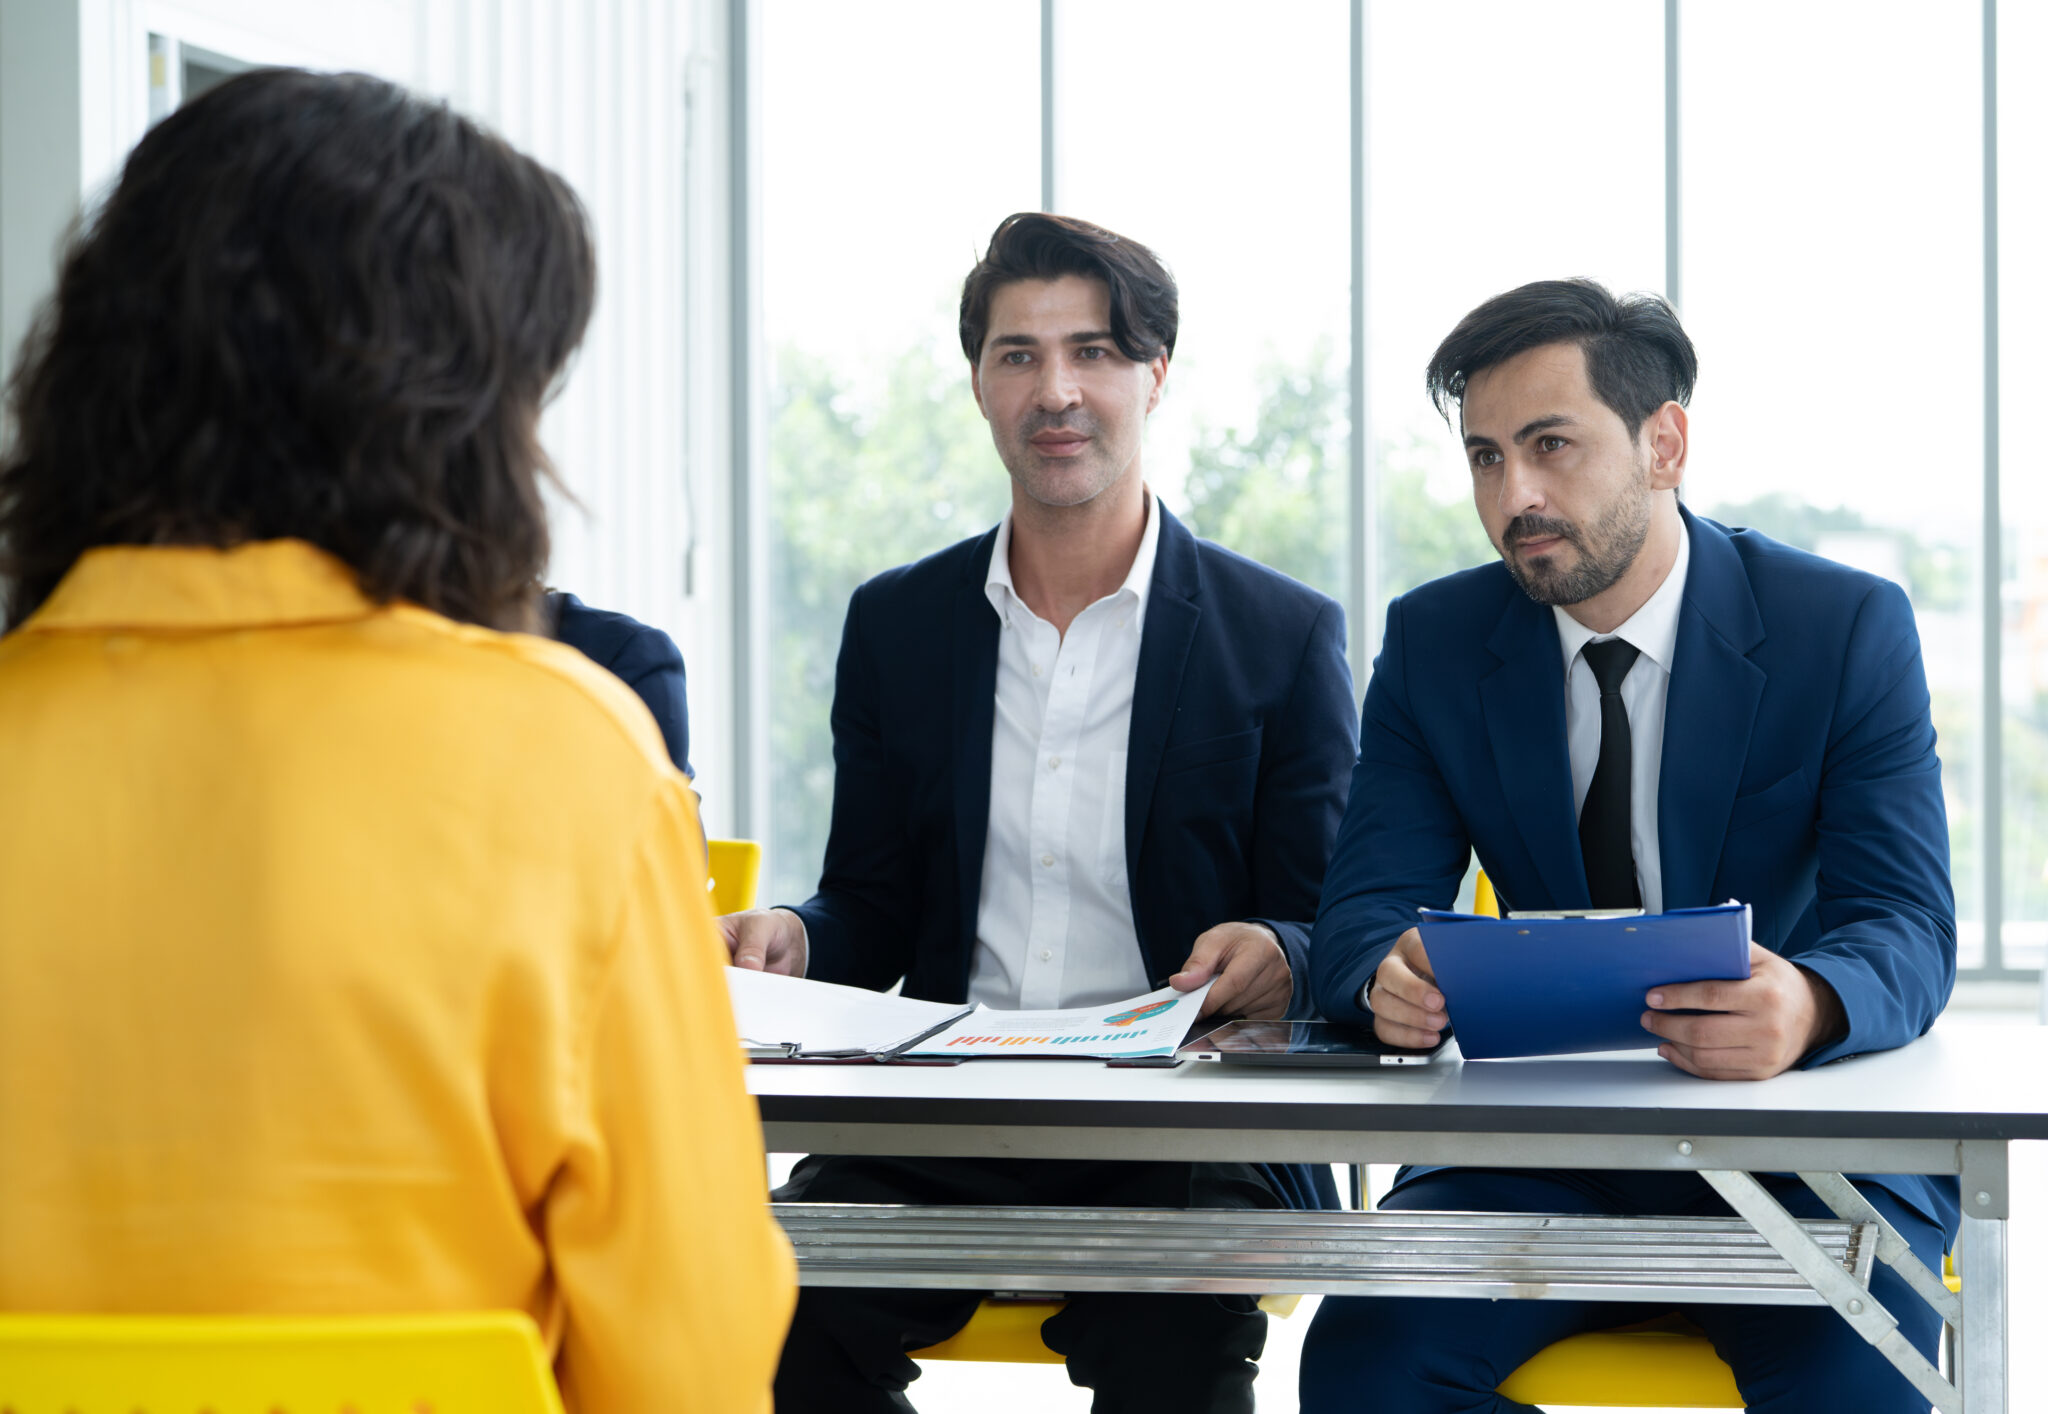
left=547, top=776, right=796, bottom=1413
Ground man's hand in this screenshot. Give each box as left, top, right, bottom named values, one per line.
left=718, top=907, right=808, bottom=977
left=1170, top=922, right=1292, bottom=1020
left=1368, top=927, right=1447, bottom=1048
left=1642, top=943, right=1847, bottom=1081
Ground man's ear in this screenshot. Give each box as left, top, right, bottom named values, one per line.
left=970, top=360, right=988, bottom=418
left=1144, top=355, right=1169, bottom=415
left=1645, top=400, right=1688, bottom=490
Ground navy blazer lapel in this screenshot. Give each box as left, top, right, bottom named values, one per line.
left=1125, top=507, right=1202, bottom=973
left=951, top=529, right=1002, bottom=980
left=1658, top=508, right=1767, bottom=910
left=1478, top=588, right=1587, bottom=909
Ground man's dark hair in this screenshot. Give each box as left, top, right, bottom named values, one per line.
left=1424, top=278, right=1697, bottom=436
left=958, top=212, right=1177, bottom=366
left=0, top=68, right=595, bottom=630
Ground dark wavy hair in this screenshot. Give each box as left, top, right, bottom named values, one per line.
left=0, top=68, right=595, bottom=630
left=958, top=212, right=1177, bottom=366
left=1425, top=278, right=1697, bottom=435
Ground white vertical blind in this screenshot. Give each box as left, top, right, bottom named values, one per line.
left=417, top=0, right=734, bottom=823
left=418, top=0, right=691, bottom=631
left=2, top=0, right=727, bottom=817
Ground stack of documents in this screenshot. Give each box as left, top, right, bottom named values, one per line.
left=726, top=968, right=973, bottom=1059
left=725, top=967, right=1214, bottom=1062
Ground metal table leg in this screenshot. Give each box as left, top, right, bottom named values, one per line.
left=1959, top=1139, right=2011, bottom=1414
left=1701, top=1169, right=1958, bottom=1414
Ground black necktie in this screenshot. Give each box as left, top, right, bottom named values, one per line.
left=1579, top=638, right=1642, bottom=909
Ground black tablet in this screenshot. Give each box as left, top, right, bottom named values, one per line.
left=1183, top=1019, right=1448, bottom=1067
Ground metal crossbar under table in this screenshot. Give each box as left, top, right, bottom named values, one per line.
left=775, top=1203, right=1874, bottom=1305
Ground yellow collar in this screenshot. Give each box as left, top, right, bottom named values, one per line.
left=21, top=540, right=379, bottom=632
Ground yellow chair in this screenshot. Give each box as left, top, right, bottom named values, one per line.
left=913, top=1300, right=1068, bottom=1364
left=914, top=1294, right=1300, bottom=1365
left=0, top=1310, right=564, bottom=1414
left=1499, top=1317, right=1743, bottom=1407
left=708, top=837, right=763, bottom=915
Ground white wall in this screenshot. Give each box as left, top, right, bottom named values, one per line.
left=0, top=0, right=738, bottom=828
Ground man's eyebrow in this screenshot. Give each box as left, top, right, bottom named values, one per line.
left=988, top=333, right=1040, bottom=348
left=1463, top=415, right=1579, bottom=450
left=1066, top=329, right=1116, bottom=344
left=1511, top=414, right=1577, bottom=444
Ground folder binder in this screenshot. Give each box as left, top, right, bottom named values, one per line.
left=1415, top=902, right=1753, bottom=1060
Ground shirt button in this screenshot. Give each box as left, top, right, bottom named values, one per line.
left=1041, top=853, right=1056, bottom=867
left=1040, top=949, right=1053, bottom=962
left=1049, top=756, right=1061, bottom=770
left=1031, top=663, right=1042, bottom=677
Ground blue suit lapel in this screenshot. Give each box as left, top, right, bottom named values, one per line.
left=951, top=531, right=1002, bottom=988
left=1658, top=508, right=1767, bottom=910
left=1125, top=507, right=1202, bottom=976
left=1478, top=589, right=1587, bottom=909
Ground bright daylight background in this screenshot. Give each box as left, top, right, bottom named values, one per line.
left=760, top=2, right=2042, bottom=1410
left=760, top=0, right=2044, bottom=998
left=2, top=1, right=2041, bottom=1411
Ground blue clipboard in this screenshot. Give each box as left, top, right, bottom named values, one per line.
left=1416, top=902, right=1753, bottom=1059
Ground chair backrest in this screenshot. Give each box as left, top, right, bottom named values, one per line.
left=1474, top=868, right=1500, bottom=918
left=0, top=1310, right=564, bottom=1414
left=707, top=838, right=763, bottom=914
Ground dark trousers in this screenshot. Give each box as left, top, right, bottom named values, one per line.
left=773, top=1155, right=1280, bottom=1414
left=1299, top=1167, right=1949, bottom=1414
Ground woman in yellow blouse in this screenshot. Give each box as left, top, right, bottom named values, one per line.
left=0, top=69, right=792, bottom=1412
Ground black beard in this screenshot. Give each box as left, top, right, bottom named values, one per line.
left=1501, top=480, right=1652, bottom=607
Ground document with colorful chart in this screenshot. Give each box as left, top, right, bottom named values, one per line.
left=903, top=982, right=1216, bottom=1060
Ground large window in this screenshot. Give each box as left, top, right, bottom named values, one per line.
left=2001, top=0, right=2047, bottom=977
left=1683, top=4, right=1989, bottom=966
left=752, top=2, right=2035, bottom=983
left=1364, top=0, right=1664, bottom=633
left=1057, top=1, right=1351, bottom=602
left=760, top=1, right=1037, bottom=904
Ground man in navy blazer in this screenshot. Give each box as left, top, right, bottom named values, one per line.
left=1299, top=280, right=1955, bottom=1414
left=722, top=214, right=1356, bottom=1414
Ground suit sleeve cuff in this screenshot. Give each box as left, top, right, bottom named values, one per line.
left=772, top=906, right=810, bottom=980
left=1246, top=917, right=1313, bottom=1020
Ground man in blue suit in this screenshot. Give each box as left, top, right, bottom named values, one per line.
left=722, top=213, right=1357, bottom=1413
left=1299, top=280, right=1955, bottom=1414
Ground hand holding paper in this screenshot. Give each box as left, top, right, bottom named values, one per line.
left=719, top=907, right=807, bottom=976
left=1170, top=921, right=1292, bottom=1019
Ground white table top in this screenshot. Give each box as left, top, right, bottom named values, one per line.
left=749, top=1024, right=2048, bottom=1143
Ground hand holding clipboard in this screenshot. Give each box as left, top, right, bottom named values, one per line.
left=1385, top=902, right=1846, bottom=1075
left=1412, top=903, right=1751, bottom=1060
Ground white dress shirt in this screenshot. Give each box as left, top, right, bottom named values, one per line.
left=968, top=494, right=1161, bottom=1010
left=1552, top=524, right=1691, bottom=914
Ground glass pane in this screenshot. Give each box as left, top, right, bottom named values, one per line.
left=1056, top=0, right=1350, bottom=601
left=1682, top=3, right=1985, bottom=962
left=1364, top=0, right=1665, bottom=640
left=2001, top=0, right=2048, bottom=977
left=762, top=1, right=1038, bottom=904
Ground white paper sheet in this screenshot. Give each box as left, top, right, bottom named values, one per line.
left=724, top=967, right=974, bottom=1057
left=904, top=982, right=1216, bottom=1060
